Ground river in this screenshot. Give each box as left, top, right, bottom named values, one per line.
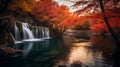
left=0, top=30, right=115, bottom=67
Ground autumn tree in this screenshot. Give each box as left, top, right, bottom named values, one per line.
left=91, top=9, right=120, bottom=34
left=32, top=0, right=71, bottom=37
left=58, top=14, right=104, bottom=30
left=64, top=0, right=120, bottom=43
left=32, top=0, right=70, bottom=26
left=65, top=0, right=120, bottom=66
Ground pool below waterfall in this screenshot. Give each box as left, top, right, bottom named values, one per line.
left=0, top=30, right=115, bottom=67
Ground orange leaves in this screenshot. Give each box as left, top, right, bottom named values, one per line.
left=32, top=0, right=57, bottom=22
left=32, top=0, right=71, bottom=28
left=58, top=17, right=79, bottom=29
left=58, top=17, right=78, bottom=27
left=57, top=14, right=103, bottom=30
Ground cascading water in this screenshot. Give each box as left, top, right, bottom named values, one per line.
left=15, top=22, right=50, bottom=42
left=32, top=26, right=39, bottom=38
left=22, top=23, right=34, bottom=39
left=44, top=27, right=50, bottom=38
left=32, top=26, right=50, bottom=39
left=41, top=27, right=50, bottom=38
left=15, top=23, right=21, bottom=41
left=42, top=27, right=45, bottom=38
left=14, top=22, right=50, bottom=56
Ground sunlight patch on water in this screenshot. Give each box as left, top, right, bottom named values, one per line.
left=73, top=42, right=92, bottom=47
left=66, top=42, right=107, bottom=67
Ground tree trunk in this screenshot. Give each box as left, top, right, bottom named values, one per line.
left=99, top=0, right=120, bottom=66
left=99, top=0, right=120, bottom=47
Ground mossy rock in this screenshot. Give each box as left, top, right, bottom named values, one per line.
left=28, top=23, right=32, bottom=30
left=16, top=21, right=23, bottom=32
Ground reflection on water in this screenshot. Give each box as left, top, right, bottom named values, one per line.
left=0, top=33, right=116, bottom=67
left=57, top=35, right=114, bottom=67
left=90, top=35, right=115, bottom=58
left=23, top=42, right=33, bottom=56
left=0, top=38, right=69, bottom=67
left=14, top=39, right=50, bottom=56
left=67, top=42, right=106, bottom=67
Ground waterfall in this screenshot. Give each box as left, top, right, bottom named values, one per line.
left=35, top=26, right=38, bottom=38
left=22, top=23, right=34, bottom=39
left=15, top=23, right=21, bottom=41
left=32, top=26, right=39, bottom=38
left=32, top=26, right=50, bottom=39
left=41, top=27, right=50, bottom=38
left=14, top=22, right=51, bottom=57
left=44, top=27, right=50, bottom=38
left=42, top=27, right=45, bottom=38
left=15, top=22, right=50, bottom=43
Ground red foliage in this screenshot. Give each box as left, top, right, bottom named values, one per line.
left=58, top=17, right=78, bottom=26
left=91, top=8, right=120, bottom=33
left=91, top=23, right=108, bottom=33
left=32, top=0, right=120, bottom=33
left=57, top=14, right=103, bottom=29
left=32, top=0, right=56, bottom=22
left=32, top=0, right=70, bottom=26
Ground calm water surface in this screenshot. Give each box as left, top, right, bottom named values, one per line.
left=0, top=33, right=115, bottom=67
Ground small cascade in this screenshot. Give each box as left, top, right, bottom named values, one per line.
left=14, top=22, right=50, bottom=42
left=41, top=27, right=50, bottom=38
left=22, top=23, right=34, bottom=39
left=32, top=26, right=50, bottom=39
left=44, top=27, right=50, bottom=38
left=32, top=26, right=40, bottom=38
left=42, top=27, right=45, bottom=38
left=15, top=23, right=21, bottom=41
